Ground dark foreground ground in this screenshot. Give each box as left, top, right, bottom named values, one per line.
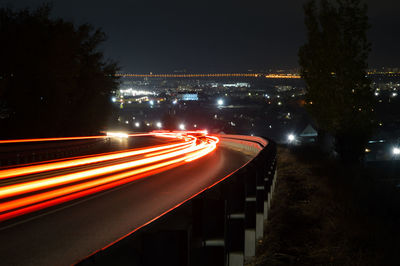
left=248, top=146, right=400, bottom=266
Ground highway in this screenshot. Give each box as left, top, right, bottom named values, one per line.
left=0, top=132, right=255, bottom=265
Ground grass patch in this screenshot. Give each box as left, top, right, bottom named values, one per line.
left=247, top=145, right=400, bottom=266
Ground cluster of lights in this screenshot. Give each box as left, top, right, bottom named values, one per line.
left=117, top=73, right=261, bottom=78
left=223, top=82, right=250, bottom=88
left=125, top=120, right=193, bottom=131
left=119, top=88, right=156, bottom=96
left=115, top=73, right=301, bottom=79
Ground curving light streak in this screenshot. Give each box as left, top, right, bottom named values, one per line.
left=185, top=142, right=216, bottom=162
left=0, top=143, right=216, bottom=215
left=0, top=161, right=188, bottom=222
left=0, top=136, right=108, bottom=144
left=143, top=143, right=195, bottom=157
left=0, top=132, right=219, bottom=222
left=0, top=137, right=200, bottom=199
left=0, top=139, right=191, bottom=180
left=0, top=133, right=155, bottom=144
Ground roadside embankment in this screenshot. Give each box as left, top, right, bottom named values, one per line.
left=247, top=146, right=400, bottom=266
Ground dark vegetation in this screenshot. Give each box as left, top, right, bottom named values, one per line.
left=251, top=2, right=399, bottom=264
left=299, top=0, right=375, bottom=162
left=249, top=146, right=400, bottom=266
left=0, top=4, right=119, bottom=138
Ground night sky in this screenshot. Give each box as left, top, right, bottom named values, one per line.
left=1, top=0, right=399, bottom=73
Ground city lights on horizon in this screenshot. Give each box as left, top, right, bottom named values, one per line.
left=115, top=73, right=302, bottom=79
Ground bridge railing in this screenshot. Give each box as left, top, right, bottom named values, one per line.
left=79, top=135, right=277, bottom=266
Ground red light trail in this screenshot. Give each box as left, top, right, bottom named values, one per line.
left=0, top=131, right=219, bottom=222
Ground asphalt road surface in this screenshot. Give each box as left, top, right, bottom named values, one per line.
left=0, top=139, right=252, bottom=265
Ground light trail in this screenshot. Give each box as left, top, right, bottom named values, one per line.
left=0, top=136, right=198, bottom=199
left=0, top=142, right=215, bottom=215
left=0, top=139, right=191, bottom=180
left=0, top=131, right=219, bottom=222
left=0, top=136, right=107, bottom=144
left=0, top=133, right=155, bottom=144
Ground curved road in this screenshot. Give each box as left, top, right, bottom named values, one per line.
left=0, top=136, right=253, bottom=265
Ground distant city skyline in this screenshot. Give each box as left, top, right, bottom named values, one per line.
left=115, top=66, right=400, bottom=75
left=1, top=0, right=399, bottom=73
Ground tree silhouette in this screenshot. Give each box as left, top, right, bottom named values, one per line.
left=299, top=0, right=375, bottom=162
left=0, top=4, right=119, bottom=138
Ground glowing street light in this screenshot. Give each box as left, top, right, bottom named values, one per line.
left=288, top=134, right=295, bottom=142
left=217, top=99, right=224, bottom=106
left=179, top=123, right=185, bottom=130
left=156, top=122, right=162, bottom=128
left=393, top=147, right=400, bottom=155
left=135, top=122, right=140, bottom=128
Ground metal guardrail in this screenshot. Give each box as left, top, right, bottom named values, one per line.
left=0, top=139, right=106, bottom=167
left=79, top=135, right=278, bottom=266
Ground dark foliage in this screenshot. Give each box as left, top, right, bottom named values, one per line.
left=0, top=4, right=119, bottom=138
left=161, top=112, right=179, bottom=130
left=298, top=0, right=375, bottom=162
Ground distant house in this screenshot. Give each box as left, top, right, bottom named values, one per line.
left=299, top=124, right=318, bottom=143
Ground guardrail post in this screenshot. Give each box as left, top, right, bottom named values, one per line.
left=255, top=157, right=265, bottom=240
left=262, top=141, right=277, bottom=222
left=244, top=167, right=257, bottom=259
left=270, top=157, right=277, bottom=199
left=197, top=189, right=226, bottom=266
left=264, top=167, right=272, bottom=221
left=271, top=155, right=277, bottom=196
left=226, top=171, right=245, bottom=266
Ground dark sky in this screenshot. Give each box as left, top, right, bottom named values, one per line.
left=1, top=0, right=399, bottom=73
